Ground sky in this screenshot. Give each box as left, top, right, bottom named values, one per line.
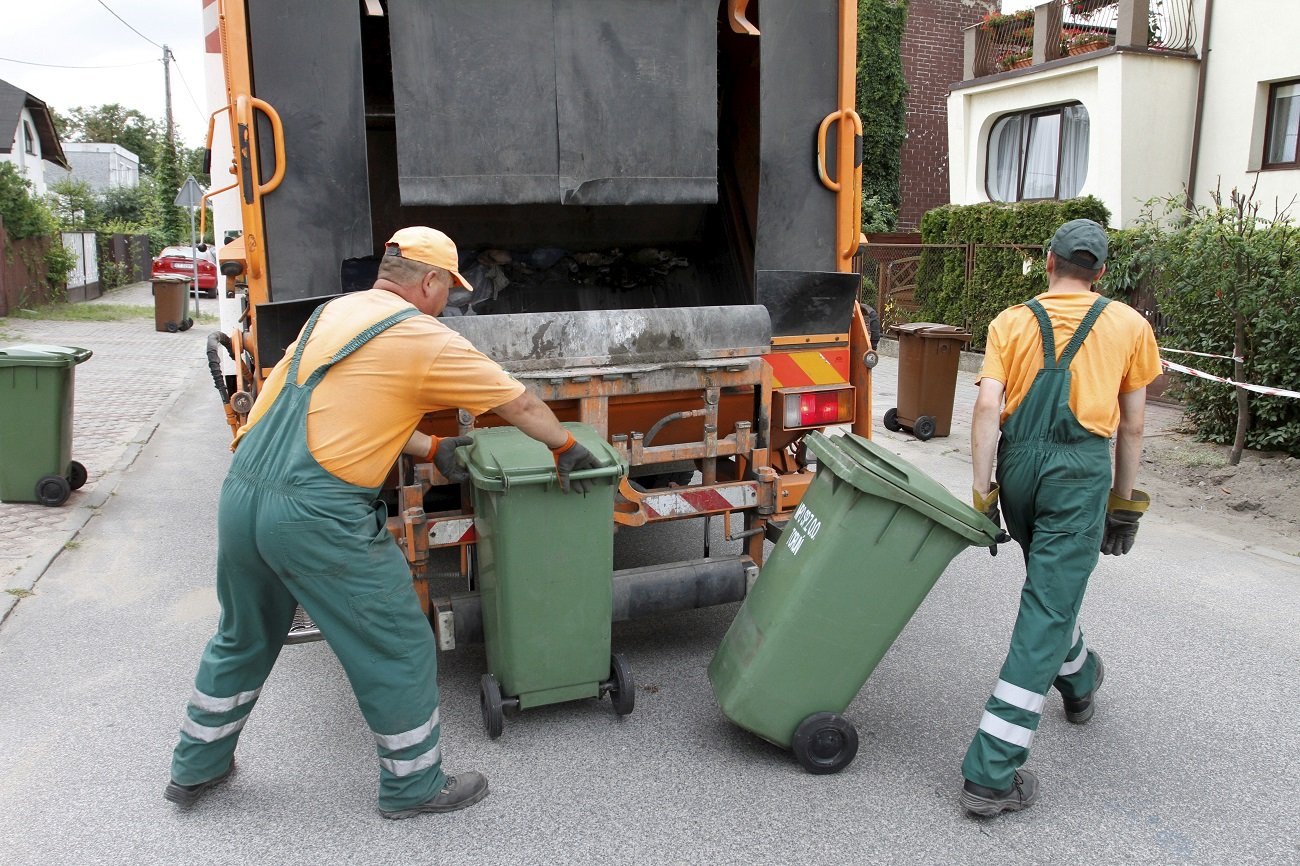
left=0, top=0, right=210, bottom=144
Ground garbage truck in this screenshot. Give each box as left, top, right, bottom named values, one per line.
left=201, top=0, right=878, bottom=649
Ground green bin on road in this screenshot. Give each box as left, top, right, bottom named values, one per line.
left=463, top=422, right=631, bottom=738
left=0, top=345, right=94, bottom=507
left=708, top=431, right=1000, bottom=773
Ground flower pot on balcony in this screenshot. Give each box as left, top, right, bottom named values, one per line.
left=1067, top=38, right=1110, bottom=55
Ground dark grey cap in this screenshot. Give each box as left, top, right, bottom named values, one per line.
left=1050, top=218, right=1108, bottom=270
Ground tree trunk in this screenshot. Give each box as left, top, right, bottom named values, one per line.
left=1230, top=315, right=1250, bottom=466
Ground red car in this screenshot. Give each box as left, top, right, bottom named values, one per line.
left=151, top=246, right=218, bottom=297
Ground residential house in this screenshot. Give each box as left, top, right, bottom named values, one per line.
left=56, top=142, right=141, bottom=193
left=946, top=0, right=1299, bottom=227
left=0, top=79, right=69, bottom=197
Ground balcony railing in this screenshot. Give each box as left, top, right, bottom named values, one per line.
left=964, top=0, right=1197, bottom=80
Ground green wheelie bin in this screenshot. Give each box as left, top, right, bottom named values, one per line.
left=708, top=431, right=1000, bottom=774
left=463, top=422, right=631, bottom=738
left=0, top=344, right=94, bottom=507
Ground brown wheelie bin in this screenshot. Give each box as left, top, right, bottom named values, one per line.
left=884, top=323, right=971, bottom=440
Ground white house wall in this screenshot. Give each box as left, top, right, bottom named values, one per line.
left=1193, top=0, right=1300, bottom=213
left=948, top=53, right=1199, bottom=227
left=2, top=106, right=47, bottom=197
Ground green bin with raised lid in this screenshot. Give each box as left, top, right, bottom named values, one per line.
left=708, top=431, right=1000, bottom=773
left=0, top=344, right=93, bottom=506
left=463, top=421, right=632, bottom=738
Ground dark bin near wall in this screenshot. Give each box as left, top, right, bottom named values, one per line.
left=885, top=322, right=971, bottom=440
left=708, top=431, right=1000, bottom=774
left=0, top=344, right=94, bottom=506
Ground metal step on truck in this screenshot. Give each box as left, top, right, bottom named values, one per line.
left=201, top=0, right=878, bottom=650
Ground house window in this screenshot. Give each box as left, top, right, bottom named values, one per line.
left=22, top=120, right=36, bottom=156
left=986, top=103, right=1090, bottom=202
left=1264, top=80, right=1300, bottom=169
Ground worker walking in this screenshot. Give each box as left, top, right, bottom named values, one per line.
left=166, top=227, right=600, bottom=818
left=959, top=219, right=1161, bottom=816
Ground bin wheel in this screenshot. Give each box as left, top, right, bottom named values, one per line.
left=35, top=475, right=72, bottom=507
left=68, top=461, right=88, bottom=491
left=165, top=321, right=179, bottom=333
left=913, top=416, right=937, bottom=441
left=480, top=674, right=505, bottom=739
left=791, top=712, right=859, bottom=775
left=605, top=653, right=635, bottom=716
left=179, top=318, right=194, bottom=332
left=883, top=408, right=903, bottom=432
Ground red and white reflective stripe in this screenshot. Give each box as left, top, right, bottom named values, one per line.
left=203, top=0, right=221, bottom=55
left=1161, top=359, right=1300, bottom=400
left=1160, top=347, right=1244, bottom=363
left=428, top=518, right=476, bottom=547
left=642, top=485, right=757, bottom=519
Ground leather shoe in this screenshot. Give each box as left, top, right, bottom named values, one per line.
left=1063, top=652, right=1105, bottom=724
left=164, top=761, right=235, bottom=806
left=379, top=772, right=490, bottom=819
left=960, top=767, right=1039, bottom=816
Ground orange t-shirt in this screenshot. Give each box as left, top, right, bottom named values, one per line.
left=977, top=291, right=1161, bottom=437
left=234, top=290, right=526, bottom=487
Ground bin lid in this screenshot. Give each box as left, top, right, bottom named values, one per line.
left=804, top=431, right=1000, bottom=546
left=889, top=323, right=971, bottom=341
left=462, top=421, right=626, bottom=492
left=0, top=344, right=94, bottom=368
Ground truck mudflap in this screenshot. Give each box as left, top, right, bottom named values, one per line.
left=430, top=556, right=758, bottom=651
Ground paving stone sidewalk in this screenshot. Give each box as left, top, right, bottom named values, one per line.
left=0, top=287, right=212, bottom=616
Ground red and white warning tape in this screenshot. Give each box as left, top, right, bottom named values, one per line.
left=1160, top=347, right=1244, bottom=363
left=1160, top=358, right=1300, bottom=400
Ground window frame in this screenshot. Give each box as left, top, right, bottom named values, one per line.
left=22, top=120, right=36, bottom=156
left=985, top=101, right=1088, bottom=203
left=1262, top=79, right=1300, bottom=170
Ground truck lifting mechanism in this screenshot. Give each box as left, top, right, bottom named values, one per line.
left=200, top=0, right=879, bottom=651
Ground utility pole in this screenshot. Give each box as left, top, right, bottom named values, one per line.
left=162, top=44, right=174, bottom=142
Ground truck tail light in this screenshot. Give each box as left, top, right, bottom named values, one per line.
left=781, top=387, right=854, bottom=430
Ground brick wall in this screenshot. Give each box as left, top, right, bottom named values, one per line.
left=897, top=0, right=993, bottom=230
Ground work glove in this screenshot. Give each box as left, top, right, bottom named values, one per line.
left=550, top=431, right=602, bottom=494
left=425, top=434, right=473, bottom=484
left=973, top=484, right=1011, bottom=556
left=1100, top=488, right=1150, bottom=556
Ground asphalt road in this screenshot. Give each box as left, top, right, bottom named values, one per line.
left=1, top=361, right=1297, bottom=866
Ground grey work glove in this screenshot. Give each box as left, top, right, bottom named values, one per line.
left=550, top=432, right=602, bottom=494
left=1100, top=488, right=1150, bottom=556
left=973, top=484, right=1011, bottom=556
left=427, top=435, right=473, bottom=484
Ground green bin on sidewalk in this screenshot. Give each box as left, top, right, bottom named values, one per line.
left=708, top=431, right=1000, bottom=773
left=463, top=422, right=632, bottom=738
left=0, top=344, right=94, bottom=506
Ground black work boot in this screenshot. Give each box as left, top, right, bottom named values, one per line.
left=164, top=761, right=235, bottom=806
left=1064, top=652, right=1105, bottom=724
left=960, top=767, right=1040, bottom=816
left=379, top=772, right=490, bottom=820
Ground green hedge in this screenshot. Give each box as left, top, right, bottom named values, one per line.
left=857, top=0, right=908, bottom=227
left=917, top=198, right=1111, bottom=348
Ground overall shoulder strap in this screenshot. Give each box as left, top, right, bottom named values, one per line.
left=1024, top=299, right=1057, bottom=367
left=287, top=302, right=331, bottom=383
left=301, top=306, right=423, bottom=389
left=1057, top=296, right=1111, bottom=368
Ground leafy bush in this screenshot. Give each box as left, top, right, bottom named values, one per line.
left=856, top=0, right=908, bottom=228
left=0, top=163, right=76, bottom=286
left=916, top=197, right=1111, bottom=347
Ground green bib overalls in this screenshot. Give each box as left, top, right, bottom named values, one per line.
left=961, top=296, right=1111, bottom=790
left=171, top=303, right=447, bottom=812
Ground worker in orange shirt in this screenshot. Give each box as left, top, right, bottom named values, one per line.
left=165, top=227, right=600, bottom=818
left=960, top=219, right=1162, bottom=816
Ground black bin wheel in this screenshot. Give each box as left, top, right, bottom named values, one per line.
left=180, top=317, right=194, bottom=332
left=913, top=415, right=937, bottom=441
left=165, top=321, right=179, bottom=333
left=68, top=461, right=88, bottom=491
left=480, top=674, right=504, bottom=739
left=791, top=712, right=859, bottom=775
left=36, top=474, right=72, bottom=507
left=606, top=653, right=635, bottom=716
left=883, top=407, right=903, bottom=432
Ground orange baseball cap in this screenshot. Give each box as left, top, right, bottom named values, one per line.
left=384, top=227, right=473, bottom=291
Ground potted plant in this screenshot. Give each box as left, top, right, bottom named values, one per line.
left=1068, top=0, right=1115, bottom=17
left=1067, top=29, right=1112, bottom=55
left=979, top=8, right=1035, bottom=33
left=995, top=47, right=1033, bottom=72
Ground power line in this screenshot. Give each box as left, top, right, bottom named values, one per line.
left=94, top=0, right=163, bottom=50
left=170, top=56, right=205, bottom=118
left=0, top=55, right=155, bottom=70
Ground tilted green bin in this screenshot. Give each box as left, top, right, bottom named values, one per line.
left=464, top=422, right=632, bottom=738
left=708, top=431, right=1000, bottom=773
left=0, top=345, right=94, bottom=506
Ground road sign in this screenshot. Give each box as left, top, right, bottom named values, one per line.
left=173, top=176, right=204, bottom=210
